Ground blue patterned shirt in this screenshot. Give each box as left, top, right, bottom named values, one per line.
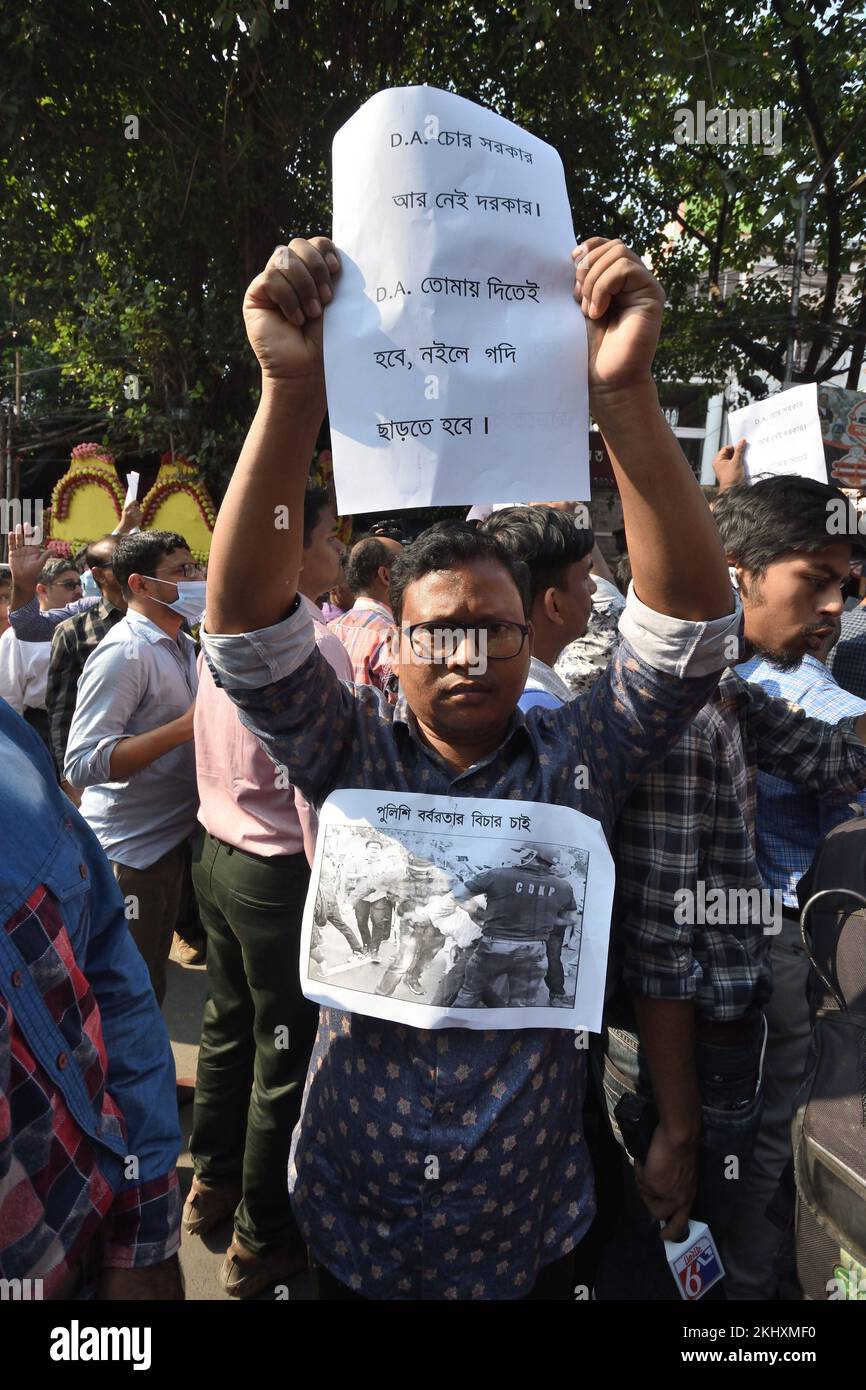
left=737, top=653, right=866, bottom=906
left=203, top=589, right=740, bottom=1300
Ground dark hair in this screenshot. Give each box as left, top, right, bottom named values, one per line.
left=303, top=487, right=331, bottom=546
left=71, top=545, right=89, bottom=572
left=388, top=521, right=531, bottom=626
left=37, top=556, right=80, bottom=587
left=481, top=506, right=594, bottom=605
left=368, top=519, right=408, bottom=542
left=346, top=536, right=400, bottom=596
left=614, top=551, right=632, bottom=596
left=112, top=530, right=189, bottom=595
left=85, top=534, right=119, bottom=570
left=712, top=476, right=864, bottom=576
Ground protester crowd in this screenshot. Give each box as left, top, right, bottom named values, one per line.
left=2, top=234, right=866, bottom=1302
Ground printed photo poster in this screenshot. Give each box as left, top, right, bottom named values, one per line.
left=300, top=789, right=615, bottom=1033
left=324, top=85, right=589, bottom=513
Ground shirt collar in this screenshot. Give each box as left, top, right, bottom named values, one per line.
left=392, top=694, right=533, bottom=777
left=124, top=607, right=189, bottom=647
left=352, top=596, right=393, bottom=619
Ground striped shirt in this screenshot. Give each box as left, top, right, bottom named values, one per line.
left=328, top=597, right=397, bottom=695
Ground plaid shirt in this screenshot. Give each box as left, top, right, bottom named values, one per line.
left=737, top=653, right=866, bottom=906
left=0, top=701, right=181, bottom=1287
left=203, top=588, right=739, bottom=1300
left=46, top=599, right=125, bottom=768
left=617, top=669, right=866, bottom=1018
left=328, top=597, right=397, bottom=695
left=827, top=606, right=866, bottom=701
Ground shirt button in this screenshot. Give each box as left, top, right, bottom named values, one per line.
left=57, top=1052, right=69, bottom=1070
left=79, top=864, right=88, bottom=879
left=10, top=970, right=23, bottom=988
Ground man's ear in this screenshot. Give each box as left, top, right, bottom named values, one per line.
left=541, top=586, right=564, bottom=626
left=377, top=565, right=391, bottom=590
left=126, top=572, right=146, bottom=597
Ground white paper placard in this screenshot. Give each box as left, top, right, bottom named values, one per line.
left=324, top=85, right=589, bottom=512
left=301, top=789, right=614, bottom=1032
left=727, top=382, right=827, bottom=483
left=124, top=471, right=140, bottom=506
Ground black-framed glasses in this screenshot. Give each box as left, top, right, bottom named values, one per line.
left=403, top=620, right=529, bottom=662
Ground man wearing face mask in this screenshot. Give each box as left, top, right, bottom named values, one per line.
left=44, top=535, right=129, bottom=802
left=64, top=531, right=201, bottom=1005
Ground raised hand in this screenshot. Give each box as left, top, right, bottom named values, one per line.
left=712, top=439, right=747, bottom=491
left=572, top=238, right=665, bottom=399
left=243, top=237, right=341, bottom=387
left=7, top=519, right=48, bottom=589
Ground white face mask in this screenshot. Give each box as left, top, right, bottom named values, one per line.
left=143, top=577, right=206, bottom=625
left=81, top=569, right=101, bottom=599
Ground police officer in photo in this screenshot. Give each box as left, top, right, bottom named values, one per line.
left=452, top=845, right=578, bottom=1008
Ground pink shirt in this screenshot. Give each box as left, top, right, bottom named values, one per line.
left=195, top=596, right=352, bottom=858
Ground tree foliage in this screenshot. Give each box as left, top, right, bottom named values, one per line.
left=1, top=0, right=864, bottom=489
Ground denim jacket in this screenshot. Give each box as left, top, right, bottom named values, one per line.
left=0, top=698, right=180, bottom=1261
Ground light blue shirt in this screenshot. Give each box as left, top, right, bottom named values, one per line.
left=64, top=609, right=199, bottom=869
left=737, top=652, right=866, bottom=905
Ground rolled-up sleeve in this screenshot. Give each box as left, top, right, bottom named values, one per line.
left=618, top=584, right=743, bottom=677
left=64, top=639, right=143, bottom=788
left=202, top=598, right=315, bottom=687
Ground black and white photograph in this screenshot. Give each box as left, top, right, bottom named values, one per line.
left=301, top=789, right=615, bottom=1031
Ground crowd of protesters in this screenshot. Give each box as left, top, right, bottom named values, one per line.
left=2, top=234, right=866, bottom=1302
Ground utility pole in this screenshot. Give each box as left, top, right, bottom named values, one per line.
left=1, top=405, right=11, bottom=564
left=783, top=183, right=810, bottom=387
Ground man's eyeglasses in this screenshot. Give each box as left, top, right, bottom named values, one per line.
left=52, top=578, right=83, bottom=592
left=158, top=563, right=202, bottom=581
left=403, top=620, right=529, bottom=661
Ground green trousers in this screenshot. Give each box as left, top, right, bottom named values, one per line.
left=190, top=829, right=318, bottom=1255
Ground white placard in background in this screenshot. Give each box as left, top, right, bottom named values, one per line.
left=124, top=471, right=140, bottom=506
left=727, top=382, right=827, bottom=483
left=324, top=85, right=588, bottom=513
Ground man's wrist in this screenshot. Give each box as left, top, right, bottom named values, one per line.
left=260, top=373, right=326, bottom=418
left=10, top=584, right=37, bottom=612
left=658, top=1113, right=701, bottom=1149
left=591, top=379, right=659, bottom=431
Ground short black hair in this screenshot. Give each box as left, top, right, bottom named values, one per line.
left=303, top=487, right=331, bottom=546
left=37, top=556, right=80, bottom=587
left=346, top=536, right=400, bottom=596
left=388, top=521, right=531, bottom=626
left=113, top=530, right=189, bottom=596
left=712, top=476, right=864, bottom=576
left=85, top=534, right=119, bottom=569
left=481, top=506, right=594, bottom=605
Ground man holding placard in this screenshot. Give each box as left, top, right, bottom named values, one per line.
left=200, top=231, right=740, bottom=1300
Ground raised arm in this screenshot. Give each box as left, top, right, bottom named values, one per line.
left=205, top=237, right=341, bottom=635
left=573, top=239, right=731, bottom=621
